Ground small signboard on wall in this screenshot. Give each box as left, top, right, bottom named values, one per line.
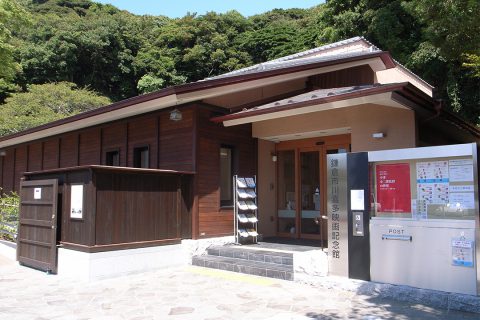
left=451, top=238, right=474, bottom=267
left=70, top=184, right=84, bottom=219
left=33, top=188, right=42, bottom=199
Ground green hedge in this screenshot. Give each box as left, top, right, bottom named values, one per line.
left=0, top=191, right=19, bottom=242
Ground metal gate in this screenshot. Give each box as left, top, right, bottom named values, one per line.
left=17, top=179, right=58, bottom=273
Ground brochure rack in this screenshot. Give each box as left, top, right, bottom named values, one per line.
left=233, top=175, right=258, bottom=244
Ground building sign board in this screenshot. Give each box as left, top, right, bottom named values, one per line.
left=327, top=154, right=348, bottom=277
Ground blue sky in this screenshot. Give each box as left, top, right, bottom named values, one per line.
left=94, top=0, right=325, bottom=18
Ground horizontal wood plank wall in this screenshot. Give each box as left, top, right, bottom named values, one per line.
left=79, top=128, right=101, bottom=166
left=127, top=116, right=157, bottom=167
left=28, top=142, right=43, bottom=172
left=158, top=107, right=195, bottom=172
left=0, top=106, right=197, bottom=194
left=94, top=171, right=184, bottom=245
left=101, top=122, right=127, bottom=166
left=197, top=108, right=255, bottom=238
left=309, top=65, right=374, bottom=89
left=181, top=175, right=193, bottom=238
left=2, top=149, right=14, bottom=192
left=61, top=170, right=95, bottom=246
left=14, top=146, right=27, bottom=192
left=60, top=133, right=79, bottom=168
left=43, top=139, right=59, bottom=170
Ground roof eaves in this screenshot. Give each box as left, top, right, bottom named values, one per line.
left=0, top=87, right=178, bottom=143
left=0, top=51, right=394, bottom=145
left=211, top=82, right=409, bottom=123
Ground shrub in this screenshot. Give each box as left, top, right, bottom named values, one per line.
left=0, top=191, right=19, bottom=242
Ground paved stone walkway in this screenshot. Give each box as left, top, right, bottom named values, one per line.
left=0, top=255, right=478, bottom=320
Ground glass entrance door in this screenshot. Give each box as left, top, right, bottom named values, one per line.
left=275, top=136, right=350, bottom=245
left=277, top=150, right=296, bottom=235
left=300, top=149, right=322, bottom=239
left=276, top=147, right=325, bottom=240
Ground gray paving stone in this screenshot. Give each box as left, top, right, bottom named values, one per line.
left=0, top=252, right=478, bottom=320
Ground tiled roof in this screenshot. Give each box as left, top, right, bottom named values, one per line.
left=205, top=36, right=434, bottom=90
left=205, top=37, right=377, bottom=80
left=228, top=84, right=386, bottom=116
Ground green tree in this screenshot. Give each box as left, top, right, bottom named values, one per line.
left=0, top=82, right=110, bottom=136
left=0, top=0, right=30, bottom=101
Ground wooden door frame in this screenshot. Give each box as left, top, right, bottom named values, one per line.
left=297, top=146, right=324, bottom=240
left=275, top=135, right=351, bottom=241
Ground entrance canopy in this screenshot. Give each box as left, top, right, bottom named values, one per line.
left=212, top=82, right=412, bottom=127
left=211, top=82, right=479, bottom=147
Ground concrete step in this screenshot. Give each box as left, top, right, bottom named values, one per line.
left=206, top=245, right=293, bottom=266
left=192, top=254, right=294, bottom=281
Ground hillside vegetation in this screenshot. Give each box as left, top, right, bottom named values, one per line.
left=0, top=0, right=478, bottom=135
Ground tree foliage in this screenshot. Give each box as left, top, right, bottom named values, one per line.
left=0, top=82, right=110, bottom=135
left=0, top=0, right=477, bottom=134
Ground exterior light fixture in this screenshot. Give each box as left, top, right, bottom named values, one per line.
left=271, top=152, right=277, bottom=162
left=372, top=132, right=385, bottom=139
left=169, top=108, right=182, bottom=121
left=0, top=150, right=5, bottom=156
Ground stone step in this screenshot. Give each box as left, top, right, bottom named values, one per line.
left=206, top=246, right=293, bottom=266
left=192, top=255, right=294, bottom=281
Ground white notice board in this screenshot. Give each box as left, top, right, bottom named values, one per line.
left=70, top=185, right=84, bottom=219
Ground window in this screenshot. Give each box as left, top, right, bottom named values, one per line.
left=105, top=150, right=120, bottom=166
left=220, top=146, right=233, bottom=207
left=133, top=146, right=149, bottom=168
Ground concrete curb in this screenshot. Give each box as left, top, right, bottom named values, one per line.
left=298, top=275, right=480, bottom=314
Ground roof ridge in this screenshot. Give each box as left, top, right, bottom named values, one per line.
left=268, top=36, right=377, bottom=63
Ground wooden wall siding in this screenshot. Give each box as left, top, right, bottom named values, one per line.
left=309, top=65, right=374, bottom=89
left=95, top=172, right=180, bottom=244
left=158, top=108, right=195, bottom=172
left=27, top=142, right=43, bottom=172
left=180, top=175, right=193, bottom=238
left=196, top=108, right=256, bottom=238
left=61, top=171, right=95, bottom=246
left=79, top=128, right=101, bottom=166
left=101, top=122, right=127, bottom=166
left=25, top=167, right=193, bottom=249
left=2, top=148, right=14, bottom=192
left=0, top=106, right=200, bottom=194
left=127, top=116, right=157, bottom=167
left=60, top=134, right=79, bottom=168
left=42, top=139, right=60, bottom=170
left=14, top=146, right=27, bottom=192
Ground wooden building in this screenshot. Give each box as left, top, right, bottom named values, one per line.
left=0, top=37, right=478, bottom=275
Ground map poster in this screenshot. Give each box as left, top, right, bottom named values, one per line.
left=376, top=163, right=411, bottom=213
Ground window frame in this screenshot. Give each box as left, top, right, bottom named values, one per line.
left=105, top=148, right=121, bottom=167
left=219, top=145, right=235, bottom=208
left=133, top=145, right=150, bottom=168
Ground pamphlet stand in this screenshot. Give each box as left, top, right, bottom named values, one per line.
left=233, top=175, right=258, bottom=244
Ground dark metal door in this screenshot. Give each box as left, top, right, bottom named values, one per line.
left=17, top=179, right=58, bottom=273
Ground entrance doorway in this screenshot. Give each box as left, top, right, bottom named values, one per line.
left=275, top=135, right=350, bottom=247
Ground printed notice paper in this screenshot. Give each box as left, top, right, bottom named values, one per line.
left=376, top=163, right=411, bottom=213
left=449, top=159, right=474, bottom=182
left=70, top=185, right=84, bottom=219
